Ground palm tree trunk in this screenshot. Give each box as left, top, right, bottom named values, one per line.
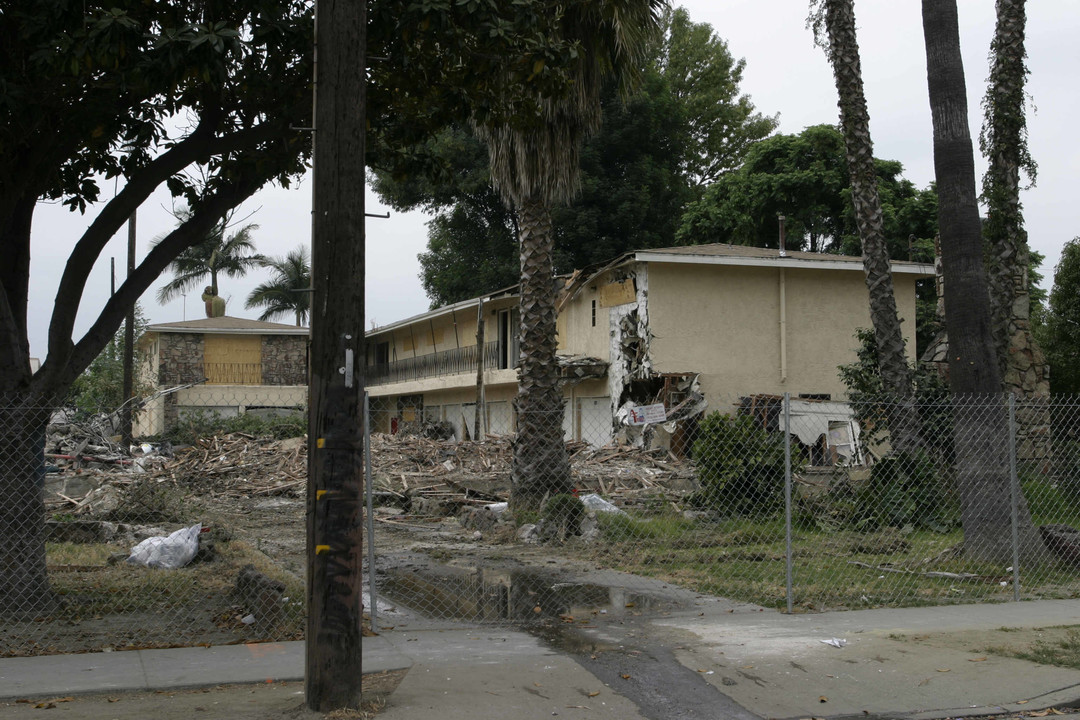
left=511, top=195, right=571, bottom=513
left=982, top=0, right=1051, bottom=461
left=921, top=0, right=1044, bottom=563
left=823, top=0, right=921, bottom=454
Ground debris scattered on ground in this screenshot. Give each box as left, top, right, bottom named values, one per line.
left=42, top=428, right=696, bottom=525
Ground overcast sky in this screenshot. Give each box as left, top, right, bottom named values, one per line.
left=27, top=0, right=1079, bottom=361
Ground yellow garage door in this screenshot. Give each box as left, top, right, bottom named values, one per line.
left=204, top=334, right=262, bottom=384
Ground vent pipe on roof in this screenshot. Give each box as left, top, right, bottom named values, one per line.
left=778, top=215, right=787, bottom=257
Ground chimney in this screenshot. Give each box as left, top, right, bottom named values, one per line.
left=778, top=215, right=787, bottom=257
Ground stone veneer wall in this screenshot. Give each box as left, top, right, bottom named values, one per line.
left=160, top=333, right=206, bottom=385
left=262, top=335, right=308, bottom=385
left=159, top=333, right=205, bottom=430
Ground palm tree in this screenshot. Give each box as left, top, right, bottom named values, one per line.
left=245, top=245, right=311, bottom=326
left=812, top=0, right=921, bottom=453
left=154, top=207, right=264, bottom=308
left=475, top=0, right=664, bottom=513
left=981, top=0, right=1050, bottom=452
left=921, top=0, right=1044, bottom=563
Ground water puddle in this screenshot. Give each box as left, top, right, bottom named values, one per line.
left=380, top=566, right=676, bottom=623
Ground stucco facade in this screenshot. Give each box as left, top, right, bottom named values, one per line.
left=365, top=244, right=933, bottom=450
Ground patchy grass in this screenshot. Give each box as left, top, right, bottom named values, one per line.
left=584, top=510, right=1080, bottom=610
left=986, top=626, right=1080, bottom=670
left=26, top=537, right=306, bottom=652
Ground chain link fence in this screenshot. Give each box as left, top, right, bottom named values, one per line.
left=364, top=392, right=1080, bottom=627
left=0, top=389, right=308, bottom=657
left=4, top=388, right=1080, bottom=656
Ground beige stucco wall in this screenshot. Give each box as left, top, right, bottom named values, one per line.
left=646, top=262, right=920, bottom=403
left=176, top=384, right=307, bottom=410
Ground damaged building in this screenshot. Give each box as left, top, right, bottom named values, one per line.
left=365, top=243, right=932, bottom=461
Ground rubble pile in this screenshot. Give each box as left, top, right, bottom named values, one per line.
left=43, top=424, right=695, bottom=517
left=161, top=434, right=307, bottom=498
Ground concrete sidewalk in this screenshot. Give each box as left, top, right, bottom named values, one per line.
left=1, top=599, right=1079, bottom=719
left=650, top=598, right=1080, bottom=719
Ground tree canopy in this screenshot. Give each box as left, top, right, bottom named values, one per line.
left=245, top=245, right=311, bottom=326
left=1037, top=237, right=1080, bottom=394
left=2, top=0, right=632, bottom=400
left=372, top=6, right=777, bottom=307
left=676, top=124, right=938, bottom=257
left=155, top=210, right=264, bottom=306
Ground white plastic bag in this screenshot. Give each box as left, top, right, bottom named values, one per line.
left=127, top=523, right=202, bottom=569
left=579, top=493, right=624, bottom=515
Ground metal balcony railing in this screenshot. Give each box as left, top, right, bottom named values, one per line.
left=366, top=342, right=511, bottom=386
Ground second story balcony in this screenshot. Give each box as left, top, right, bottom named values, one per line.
left=367, top=342, right=515, bottom=386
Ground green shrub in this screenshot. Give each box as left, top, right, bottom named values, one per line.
left=690, top=413, right=794, bottom=516
left=540, top=493, right=585, bottom=542
left=1053, top=440, right=1080, bottom=509
left=161, top=409, right=306, bottom=445
left=854, top=451, right=955, bottom=530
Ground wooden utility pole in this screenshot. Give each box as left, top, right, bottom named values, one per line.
left=475, top=299, right=485, bottom=440
left=306, top=0, right=367, bottom=711
left=121, top=211, right=136, bottom=448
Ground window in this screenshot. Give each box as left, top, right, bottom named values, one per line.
left=497, top=308, right=520, bottom=369
left=204, top=335, right=262, bottom=384
left=591, top=300, right=596, bottom=327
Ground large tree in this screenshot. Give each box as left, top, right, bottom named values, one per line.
left=0, top=0, right=629, bottom=612
left=920, top=0, right=1044, bottom=563
left=0, top=0, right=315, bottom=613
left=812, top=0, right=921, bottom=453
left=677, top=125, right=938, bottom=256
left=660, top=7, right=778, bottom=187
left=474, top=0, right=664, bottom=513
left=373, top=5, right=776, bottom=307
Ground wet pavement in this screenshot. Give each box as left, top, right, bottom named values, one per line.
left=3, top=589, right=1080, bottom=719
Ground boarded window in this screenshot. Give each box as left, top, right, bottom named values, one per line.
left=204, top=334, right=262, bottom=384
left=598, top=279, right=635, bottom=308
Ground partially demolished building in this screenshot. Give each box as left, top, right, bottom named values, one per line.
left=365, top=243, right=932, bottom=460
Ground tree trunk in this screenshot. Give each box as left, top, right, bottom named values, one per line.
left=921, top=0, right=1044, bottom=564
left=511, top=195, right=571, bottom=514
left=305, top=0, right=366, bottom=710
left=823, top=0, right=922, bottom=454
left=0, top=400, right=59, bottom=616
left=982, top=0, right=1050, bottom=462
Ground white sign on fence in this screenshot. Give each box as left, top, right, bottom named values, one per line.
left=628, top=403, right=667, bottom=426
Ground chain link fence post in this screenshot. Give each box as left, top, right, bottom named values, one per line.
left=784, top=392, right=793, bottom=614
left=364, top=391, right=378, bottom=631
left=1009, top=393, right=1021, bottom=602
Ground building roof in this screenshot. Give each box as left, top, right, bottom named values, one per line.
left=632, top=243, right=934, bottom=275
left=367, top=243, right=935, bottom=334
left=144, top=316, right=309, bottom=336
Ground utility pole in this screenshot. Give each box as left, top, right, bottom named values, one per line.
left=122, top=211, right=136, bottom=448
left=305, top=0, right=366, bottom=711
